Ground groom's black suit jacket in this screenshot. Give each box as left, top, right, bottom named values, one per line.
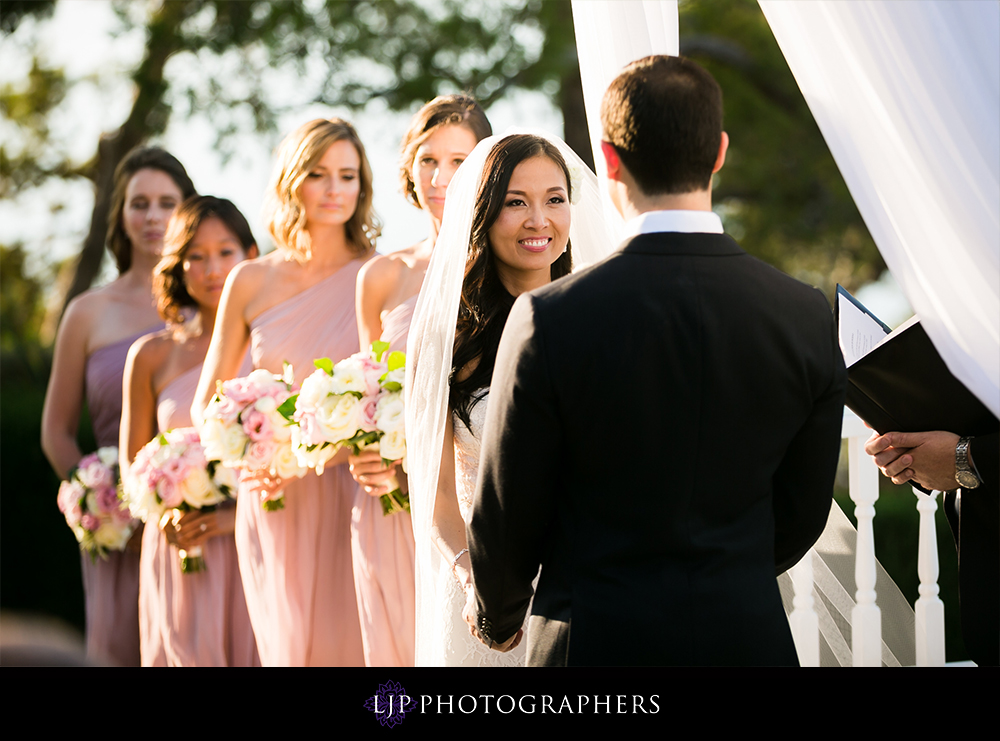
left=468, top=231, right=848, bottom=666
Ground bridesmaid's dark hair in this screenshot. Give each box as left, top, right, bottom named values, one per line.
left=154, top=196, right=256, bottom=327
left=107, top=146, right=196, bottom=274
left=450, top=135, right=573, bottom=429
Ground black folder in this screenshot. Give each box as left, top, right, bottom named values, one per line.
left=837, top=286, right=997, bottom=436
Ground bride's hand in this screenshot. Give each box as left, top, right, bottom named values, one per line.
left=348, top=450, right=399, bottom=497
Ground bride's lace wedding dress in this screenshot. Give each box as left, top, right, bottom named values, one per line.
left=432, top=392, right=528, bottom=667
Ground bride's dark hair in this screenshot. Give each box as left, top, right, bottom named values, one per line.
left=450, top=135, right=573, bottom=429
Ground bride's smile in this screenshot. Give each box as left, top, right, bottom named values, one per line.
left=489, top=155, right=570, bottom=292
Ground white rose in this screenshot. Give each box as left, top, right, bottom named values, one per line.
left=97, top=446, right=119, bottom=469
left=316, top=394, right=361, bottom=442
left=330, top=357, right=367, bottom=395
left=254, top=395, right=278, bottom=414
left=212, top=464, right=239, bottom=496
left=379, top=428, right=407, bottom=463
left=179, top=467, right=224, bottom=509
left=269, top=409, right=293, bottom=442
left=291, top=428, right=337, bottom=474
left=93, top=521, right=131, bottom=552
left=215, top=423, right=249, bottom=467
left=272, top=441, right=307, bottom=480
left=297, top=369, right=335, bottom=410
left=374, top=391, right=405, bottom=434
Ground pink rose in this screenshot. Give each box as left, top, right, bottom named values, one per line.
left=241, top=408, right=273, bottom=443
left=157, top=477, right=183, bottom=509
left=244, top=439, right=277, bottom=470
left=358, top=395, right=380, bottom=433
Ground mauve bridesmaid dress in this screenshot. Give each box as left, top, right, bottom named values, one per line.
left=138, top=360, right=259, bottom=666
left=81, top=327, right=157, bottom=666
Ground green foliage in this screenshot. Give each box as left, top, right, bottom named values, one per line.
left=680, top=0, right=885, bottom=296
left=0, top=244, right=50, bottom=379
left=0, top=0, right=56, bottom=34
left=277, top=394, right=298, bottom=421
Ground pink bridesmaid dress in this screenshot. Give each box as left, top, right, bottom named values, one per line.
left=237, top=262, right=366, bottom=666
left=138, top=362, right=260, bottom=667
left=82, top=327, right=158, bottom=666
left=351, top=294, right=417, bottom=666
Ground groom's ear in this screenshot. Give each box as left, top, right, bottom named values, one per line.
left=712, top=132, right=729, bottom=175
left=601, top=141, right=623, bottom=182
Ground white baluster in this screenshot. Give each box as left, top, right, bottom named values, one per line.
left=914, top=487, right=945, bottom=666
left=788, top=549, right=820, bottom=666
left=849, top=435, right=881, bottom=666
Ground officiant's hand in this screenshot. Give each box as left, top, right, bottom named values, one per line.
left=462, top=585, right=523, bottom=652
left=866, top=430, right=960, bottom=489
left=348, top=450, right=400, bottom=497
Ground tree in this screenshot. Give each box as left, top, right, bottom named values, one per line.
left=3, top=0, right=885, bottom=328
left=678, top=0, right=885, bottom=295
left=2, top=0, right=586, bottom=322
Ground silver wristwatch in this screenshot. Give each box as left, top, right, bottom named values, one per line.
left=955, top=436, right=981, bottom=489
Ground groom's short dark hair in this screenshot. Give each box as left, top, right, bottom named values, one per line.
left=601, top=55, right=723, bottom=195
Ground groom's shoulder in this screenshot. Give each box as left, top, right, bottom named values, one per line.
left=529, top=249, right=628, bottom=305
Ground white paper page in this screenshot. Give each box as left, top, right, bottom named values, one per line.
left=838, top=291, right=890, bottom=367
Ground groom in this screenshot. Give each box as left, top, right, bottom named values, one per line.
left=465, top=55, right=847, bottom=665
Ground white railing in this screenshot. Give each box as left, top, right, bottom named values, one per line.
left=787, top=408, right=946, bottom=666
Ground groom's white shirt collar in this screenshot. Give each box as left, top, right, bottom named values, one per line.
left=623, top=210, right=724, bottom=238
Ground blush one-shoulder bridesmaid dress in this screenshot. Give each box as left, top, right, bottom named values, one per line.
left=236, top=262, right=366, bottom=666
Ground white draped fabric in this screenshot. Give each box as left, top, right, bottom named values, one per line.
left=571, top=0, right=678, bottom=227
left=759, top=0, right=1000, bottom=417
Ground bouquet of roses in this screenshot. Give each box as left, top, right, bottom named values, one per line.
left=285, top=341, right=408, bottom=515
left=124, top=427, right=238, bottom=573
left=57, top=447, right=136, bottom=561
left=200, top=365, right=306, bottom=511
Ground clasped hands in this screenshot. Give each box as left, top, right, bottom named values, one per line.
left=865, top=429, right=961, bottom=491
left=159, top=505, right=236, bottom=550
left=348, top=450, right=402, bottom=497
left=460, top=583, right=523, bottom=653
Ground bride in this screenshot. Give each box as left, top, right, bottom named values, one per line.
left=406, top=131, right=621, bottom=666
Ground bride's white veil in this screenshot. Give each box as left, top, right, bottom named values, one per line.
left=405, top=128, right=623, bottom=665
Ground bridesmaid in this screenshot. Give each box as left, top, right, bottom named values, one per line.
left=192, top=119, right=374, bottom=666
left=349, top=95, right=491, bottom=666
left=41, top=146, right=196, bottom=666
left=120, top=196, right=259, bottom=666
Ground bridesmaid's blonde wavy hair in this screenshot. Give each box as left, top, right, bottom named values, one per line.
left=265, top=118, right=381, bottom=263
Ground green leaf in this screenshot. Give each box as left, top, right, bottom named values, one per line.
left=387, top=350, right=406, bottom=372
left=262, top=497, right=285, bottom=513
left=313, top=357, right=334, bottom=375
left=382, top=381, right=402, bottom=392
left=370, top=340, right=390, bottom=362
left=277, top=394, right=298, bottom=420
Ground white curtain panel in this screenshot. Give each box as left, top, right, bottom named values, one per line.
left=760, top=0, right=1000, bottom=418
left=571, top=0, right=679, bottom=228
